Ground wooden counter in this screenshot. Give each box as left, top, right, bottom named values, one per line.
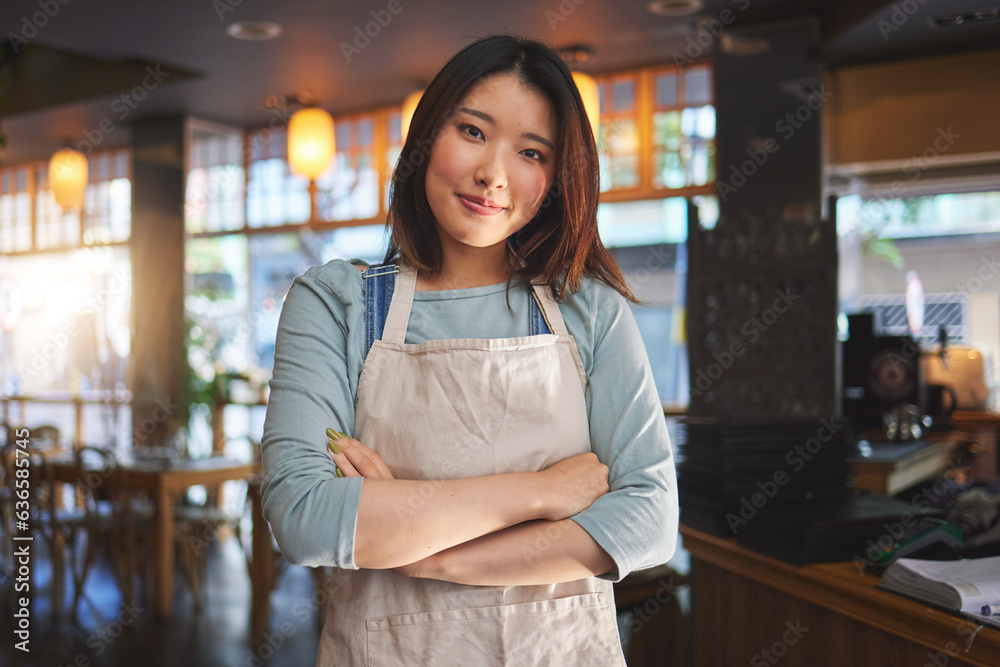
left=681, top=525, right=1000, bottom=667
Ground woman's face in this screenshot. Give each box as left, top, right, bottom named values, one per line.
left=424, top=72, right=558, bottom=259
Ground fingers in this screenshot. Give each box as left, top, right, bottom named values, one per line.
left=340, top=434, right=395, bottom=479
left=326, top=429, right=394, bottom=480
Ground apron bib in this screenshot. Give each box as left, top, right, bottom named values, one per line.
left=317, top=264, right=625, bottom=666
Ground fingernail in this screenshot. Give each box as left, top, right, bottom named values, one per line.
left=327, top=439, right=341, bottom=455
left=337, top=431, right=350, bottom=440
left=336, top=467, right=345, bottom=478
left=326, top=428, right=340, bottom=440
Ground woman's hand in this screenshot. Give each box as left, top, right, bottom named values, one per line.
left=326, top=428, right=394, bottom=480
left=537, top=452, right=609, bottom=521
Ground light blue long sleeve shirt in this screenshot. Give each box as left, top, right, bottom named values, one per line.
left=261, top=259, right=678, bottom=581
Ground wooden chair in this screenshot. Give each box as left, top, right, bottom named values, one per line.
left=173, top=437, right=251, bottom=611
left=0, top=443, right=86, bottom=618
left=73, top=446, right=154, bottom=609
left=174, top=488, right=249, bottom=611
left=28, top=425, right=61, bottom=451
left=0, top=443, right=15, bottom=603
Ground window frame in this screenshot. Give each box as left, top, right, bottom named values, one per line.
left=596, top=61, right=717, bottom=204
left=0, top=148, right=131, bottom=256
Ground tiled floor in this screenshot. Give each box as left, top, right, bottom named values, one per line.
left=1, top=535, right=323, bottom=667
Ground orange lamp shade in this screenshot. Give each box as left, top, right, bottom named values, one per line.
left=288, top=107, right=335, bottom=180
left=49, top=148, right=88, bottom=210
left=400, top=89, right=424, bottom=143
left=571, top=72, right=600, bottom=141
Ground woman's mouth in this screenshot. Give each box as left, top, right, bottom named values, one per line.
left=458, top=194, right=504, bottom=216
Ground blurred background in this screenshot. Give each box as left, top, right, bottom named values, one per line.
left=2, top=1, right=1000, bottom=665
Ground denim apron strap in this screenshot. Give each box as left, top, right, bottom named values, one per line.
left=528, top=288, right=552, bottom=336
left=362, top=263, right=399, bottom=360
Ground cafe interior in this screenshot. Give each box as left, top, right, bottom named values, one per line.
left=2, top=0, right=1000, bottom=664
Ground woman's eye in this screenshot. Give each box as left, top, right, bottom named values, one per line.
left=459, top=124, right=483, bottom=140
left=522, top=149, right=545, bottom=161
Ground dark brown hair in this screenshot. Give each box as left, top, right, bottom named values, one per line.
left=385, top=34, right=634, bottom=302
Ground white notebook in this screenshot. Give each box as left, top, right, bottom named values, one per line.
left=879, top=556, right=1000, bottom=628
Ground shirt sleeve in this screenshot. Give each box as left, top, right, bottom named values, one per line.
left=567, top=280, right=679, bottom=582
left=259, top=260, right=366, bottom=568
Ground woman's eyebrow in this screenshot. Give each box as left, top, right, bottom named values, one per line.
left=455, top=106, right=555, bottom=151
left=523, top=132, right=555, bottom=151
left=456, top=106, right=494, bottom=124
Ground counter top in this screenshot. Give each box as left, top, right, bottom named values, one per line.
left=681, top=525, right=1000, bottom=666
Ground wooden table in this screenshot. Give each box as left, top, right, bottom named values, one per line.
left=50, top=455, right=258, bottom=620
left=681, top=525, right=1000, bottom=666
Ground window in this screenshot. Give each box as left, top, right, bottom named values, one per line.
left=836, top=188, right=1000, bottom=394
left=0, top=148, right=130, bottom=253
left=84, top=150, right=132, bottom=244
left=602, top=197, right=719, bottom=406
left=838, top=191, right=1000, bottom=242
left=185, top=120, right=245, bottom=234
left=856, top=293, right=968, bottom=345
left=599, top=76, right=640, bottom=191
left=320, top=115, right=380, bottom=221
left=0, top=149, right=133, bottom=406
left=652, top=68, right=716, bottom=190
left=0, top=246, right=132, bottom=394
left=246, top=126, right=311, bottom=228
left=596, top=63, right=716, bottom=202
left=0, top=167, right=32, bottom=253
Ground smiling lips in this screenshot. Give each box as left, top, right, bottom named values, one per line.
left=458, top=194, right=505, bottom=216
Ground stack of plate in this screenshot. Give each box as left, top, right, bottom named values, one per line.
left=677, top=418, right=857, bottom=538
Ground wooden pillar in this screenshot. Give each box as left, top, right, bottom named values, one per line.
left=130, top=117, right=186, bottom=446
left=686, top=22, right=837, bottom=419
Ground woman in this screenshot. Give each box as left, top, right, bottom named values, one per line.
left=261, top=35, right=678, bottom=665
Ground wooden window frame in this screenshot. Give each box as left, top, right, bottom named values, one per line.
left=0, top=148, right=130, bottom=256
left=596, top=61, right=716, bottom=204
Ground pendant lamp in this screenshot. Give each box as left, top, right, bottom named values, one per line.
left=49, top=148, right=88, bottom=211
left=288, top=107, right=335, bottom=223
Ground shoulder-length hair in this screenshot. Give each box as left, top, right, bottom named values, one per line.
left=384, top=34, right=635, bottom=302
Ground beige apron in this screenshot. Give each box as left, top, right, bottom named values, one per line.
left=317, top=264, right=626, bottom=666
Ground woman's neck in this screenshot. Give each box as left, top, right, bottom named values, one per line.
left=416, top=243, right=511, bottom=291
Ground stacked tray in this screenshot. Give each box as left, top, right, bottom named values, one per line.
left=678, top=418, right=857, bottom=538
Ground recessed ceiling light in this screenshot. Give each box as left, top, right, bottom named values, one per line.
left=227, top=21, right=283, bottom=41
left=647, top=0, right=704, bottom=17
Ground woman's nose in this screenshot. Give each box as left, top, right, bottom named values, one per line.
left=474, top=150, right=507, bottom=190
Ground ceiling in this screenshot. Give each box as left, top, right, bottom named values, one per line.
left=2, top=0, right=999, bottom=166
